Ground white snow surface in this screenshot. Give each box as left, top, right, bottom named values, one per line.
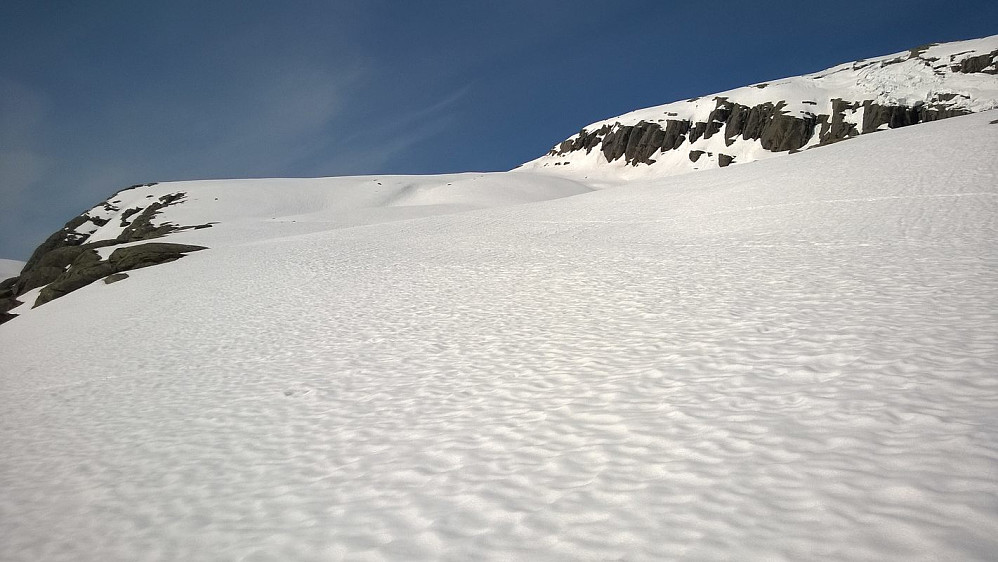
left=522, top=34, right=998, bottom=183
left=1, top=112, right=997, bottom=561
left=0, top=258, right=24, bottom=280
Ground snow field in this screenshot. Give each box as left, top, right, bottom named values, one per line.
left=0, top=112, right=996, bottom=560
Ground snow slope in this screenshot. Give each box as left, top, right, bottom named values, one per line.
left=57, top=172, right=597, bottom=251
left=1, top=110, right=996, bottom=561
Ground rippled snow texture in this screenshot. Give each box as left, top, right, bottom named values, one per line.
left=1, top=113, right=997, bottom=561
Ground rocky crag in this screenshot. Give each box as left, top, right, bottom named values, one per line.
left=0, top=185, right=209, bottom=324
left=523, top=36, right=998, bottom=176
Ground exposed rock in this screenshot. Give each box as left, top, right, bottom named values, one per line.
left=13, top=240, right=119, bottom=296
left=551, top=124, right=612, bottom=156
left=689, top=150, right=705, bottom=162
left=818, top=98, right=861, bottom=145
left=108, top=243, right=207, bottom=271
left=0, top=277, right=17, bottom=298
left=759, top=107, right=817, bottom=152
left=4, top=185, right=215, bottom=314
left=34, top=242, right=206, bottom=308
left=104, top=273, right=130, bottom=284
left=35, top=250, right=116, bottom=306
left=558, top=120, right=693, bottom=166
left=908, top=43, right=939, bottom=58
left=715, top=98, right=817, bottom=152
left=723, top=100, right=778, bottom=145
left=117, top=192, right=189, bottom=242
left=0, top=278, right=21, bottom=324
left=951, top=49, right=998, bottom=74
left=861, top=101, right=971, bottom=133
left=548, top=96, right=825, bottom=165
left=21, top=214, right=91, bottom=274
left=718, top=154, right=735, bottom=167
left=0, top=295, right=20, bottom=314
left=119, top=207, right=142, bottom=227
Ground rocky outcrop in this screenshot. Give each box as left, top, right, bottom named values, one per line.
left=0, top=277, right=21, bottom=319
left=1, top=187, right=213, bottom=325
left=34, top=243, right=206, bottom=307
left=548, top=97, right=823, bottom=166
left=536, top=38, right=997, bottom=172
left=861, top=101, right=972, bottom=133
left=34, top=249, right=117, bottom=307
left=817, top=99, right=861, bottom=145
left=118, top=192, right=190, bottom=242
left=546, top=94, right=976, bottom=167
left=951, top=49, right=998, bottom=74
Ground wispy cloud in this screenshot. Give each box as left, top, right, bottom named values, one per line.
left=309, top=84, right=472, bottom=175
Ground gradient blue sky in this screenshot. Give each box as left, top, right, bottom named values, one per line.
left=2, top=1, right=996, bottom=260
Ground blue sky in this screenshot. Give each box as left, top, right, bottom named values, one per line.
left=1, top=0, right=995, bottom=260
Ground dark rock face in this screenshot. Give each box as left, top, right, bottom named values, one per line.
left=0, top=277, right=17, bottom=298
left=761, top=110, right=817, bottom=152
left=108, top=243, right=207, bottom=272
left=14, top=239, right=120, bottom=295
left=119, top=207, right=142, bottom=227
left=817, top=99, right=862, bottom=145
left=547, top=93, right=977, bottom=167
left=35, top=249, right=116, bottom=307
left=718, top=154, right=735, bottom=167
left=104, top=273, right=129, bottom=284
left=0, top=278, right=19, bottom=321
left=860, top=101, right=971, bottom=133
left=553, top=120, right=692, bottom=166
left=549, top=97, right=821, bottom=166
left=34, top=243, right=206, bottom=308
left=601, top=121, right=688, bottom=165
left=118, top=193, right=190, bottom=242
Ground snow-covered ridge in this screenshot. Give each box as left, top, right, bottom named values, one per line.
left=522, top=34, right=998, bottom=181
left=0, top=172, right=594, bottom=321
